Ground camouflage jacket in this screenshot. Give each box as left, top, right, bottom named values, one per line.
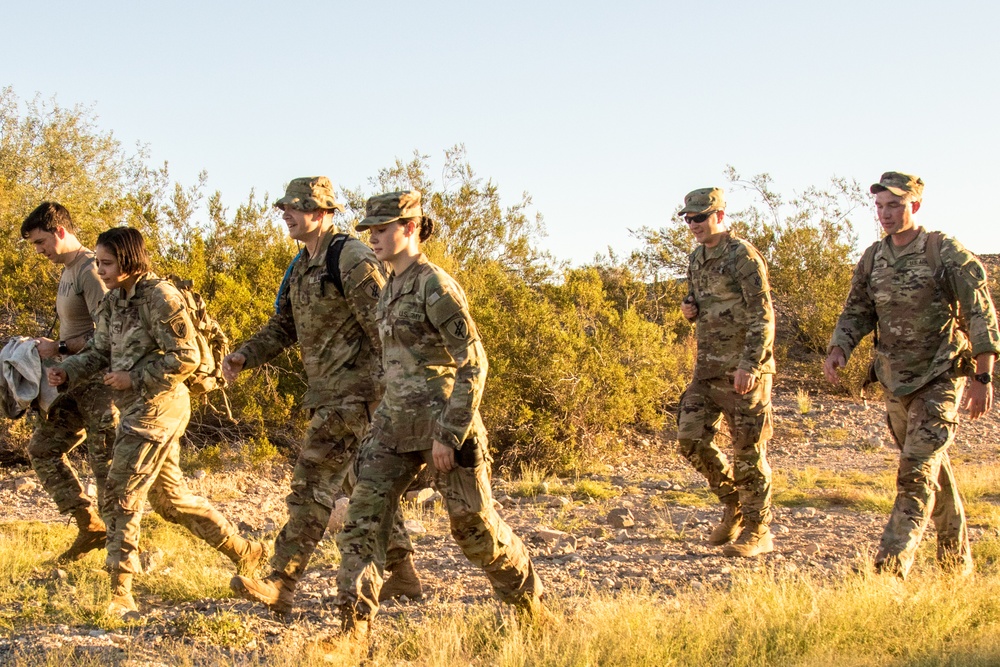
left=237, top=229, right=385, bottom=408
left=57, top=272, right=199, bottom=410
left=371, top=255, right=487, bottom=453
left=829, top=228, right=1000, bottom=396
left=687, top=232, right=776, bottom=380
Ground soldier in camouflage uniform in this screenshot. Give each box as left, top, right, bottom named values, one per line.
left=676, top=187, right=777, bottom=557
left=336, top=190, right=544, bottom=639
left=825, top=172, right=1000, bottom=579
left=20, top=202, right=116, bottom=563
left=226, top=177, right=418, bottom=615
left=49, top=227, right=263, bottom=618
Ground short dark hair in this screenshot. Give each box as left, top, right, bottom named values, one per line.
left=96, top=227, right=151, bottom=275
left=20, top=202, right=75, bottom=238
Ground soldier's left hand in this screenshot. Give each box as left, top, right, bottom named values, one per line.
left=733, top=369, right=757, bottom=395
left=964, top=380, right=993, bottom=420
left=432, top=440, right=457, bottom=473
left=103, top=371, right=133, bottom=391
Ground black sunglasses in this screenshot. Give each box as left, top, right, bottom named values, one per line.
left=684, top=212, right=713, bottom=224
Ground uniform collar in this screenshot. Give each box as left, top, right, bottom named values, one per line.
left=122, top=272, right=156, bottom=302
left=697, top=231, right=731, bottom=263
left=882, top=226, right=926, bottom=261
left=64, top=247, right=92, bottom=269
left=389, top=254, right=428, bottom=295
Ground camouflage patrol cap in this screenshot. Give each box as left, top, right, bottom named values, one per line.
left=274, top=176, right=345, bottom=213
left=355, top=190, right=424, bottom=230
left=870, top=171, right=924, bottom=200
left=679, top=187, right=726, bottom=215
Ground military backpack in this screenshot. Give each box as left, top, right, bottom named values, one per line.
left=163, top=276, right=230, bottom=398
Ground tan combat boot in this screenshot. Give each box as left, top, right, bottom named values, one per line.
left=937, top=540, right=974, bottom=577
left=341, top=607, right=370, bottom=642
left=722, top=522, right=774, bottom=557
left=378, top=553, right=424, bottom=602
left=58, top=505, right=107, bottom=563
left=708, top=497, right=743, bottom=546
left=219, top=534, right=266, bottom=576
left=516, top=595, right=556, bottom=628
left=230, top=572, right=295, bottom=614
left=873, top=556, right=905, bottom=579
left=106, top=573, right=141, bottom=621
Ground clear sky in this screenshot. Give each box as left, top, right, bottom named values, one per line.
left=3, top=1, right=998, bottom=263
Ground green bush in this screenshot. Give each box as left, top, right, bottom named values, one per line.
left=0, top=89, right=890, bottom=471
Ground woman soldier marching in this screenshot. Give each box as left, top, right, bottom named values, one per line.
left=335, top=191, right=545, bottom=639
left=49, top=227, right=263, bottom=618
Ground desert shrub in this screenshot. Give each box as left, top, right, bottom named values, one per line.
left=0, top=89, right=877, bottom=471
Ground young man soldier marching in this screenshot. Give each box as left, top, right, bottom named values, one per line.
left=825, top=171, right=1000, bottom=578
left=21, top=202, right=116, bottom=562
left=675, top=187, right=777, bottom=557
left=225, top=177, right=420, bottom=614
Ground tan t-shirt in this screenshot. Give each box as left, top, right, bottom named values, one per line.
left=57, top=248, right=107, bottom=341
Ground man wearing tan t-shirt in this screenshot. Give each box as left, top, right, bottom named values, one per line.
left=21, top=202, right=116, bottom=562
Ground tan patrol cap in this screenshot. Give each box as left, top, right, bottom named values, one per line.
left=679, top=187, right=726, bottom=215
left=870, top=171, right=924, bottom=199
left=355, top=190, right=424, bottom=230
left=274, top=176, right=345, bottom=212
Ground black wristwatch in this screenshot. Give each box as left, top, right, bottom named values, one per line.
left=57, top=340, right=69, bottom=355
left=973, top=372, right=992, bottom=385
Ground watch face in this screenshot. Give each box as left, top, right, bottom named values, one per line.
left=975, top=373, right=992, bottom=385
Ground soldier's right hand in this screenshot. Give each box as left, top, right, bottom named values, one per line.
left=222, top=352, right=246, bottom=383
left=680, top=295, right=699, bottom=321
left=47, top=367, right=67, bottom=387
left=823, top=347, right=846, bottom=385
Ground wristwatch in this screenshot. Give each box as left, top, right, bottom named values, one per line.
left=973, top=372, right=992, bottom=385
left=57, top=340, right=69, bottom=355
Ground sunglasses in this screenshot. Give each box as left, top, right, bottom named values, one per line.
left=684, top=212, right=714, bottom=224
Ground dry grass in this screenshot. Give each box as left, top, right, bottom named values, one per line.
left=774, top=466, right=896, bottom=513
left=7, top=520, right=1000, bottom=664
left=796, top=388, right=813, bottom=415
left=4, top=453, right=1000, bottom=665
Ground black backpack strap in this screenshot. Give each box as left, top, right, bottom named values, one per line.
left=321, top=233, right=350, bottom=297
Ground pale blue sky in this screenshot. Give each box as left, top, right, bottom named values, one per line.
left=4, top=1, right=998, bottom=263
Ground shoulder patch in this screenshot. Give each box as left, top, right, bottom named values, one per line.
left=360, top=276, right=380, bottom=300
left=166, top=313, right=188, bottom=339
left=448, top=317, right=470, bottom=340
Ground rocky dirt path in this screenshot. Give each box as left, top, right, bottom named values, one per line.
left=2, top=388, right=999, bottom=662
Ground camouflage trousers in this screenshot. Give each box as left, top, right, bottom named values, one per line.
left=270, top=402, right=413, bottom=585
left=106, top=393, right=238, bottom=576
left=336, top=435, right=542, bottom=620
left=877, top=374, right=971, bottom=578
left=28, top=382, right=117, bottom=526
left=677, top=374, right=774, bottom=525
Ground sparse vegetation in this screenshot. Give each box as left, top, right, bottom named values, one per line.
left=8, top=521, right=1000, bottom=665
left=796, top=388, right=813, bottom=415
left=0, top=87, right=889, bottom=473
left=774, top=467, right=895, bottom=513
left=571, top=479, right=619, bottom=500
